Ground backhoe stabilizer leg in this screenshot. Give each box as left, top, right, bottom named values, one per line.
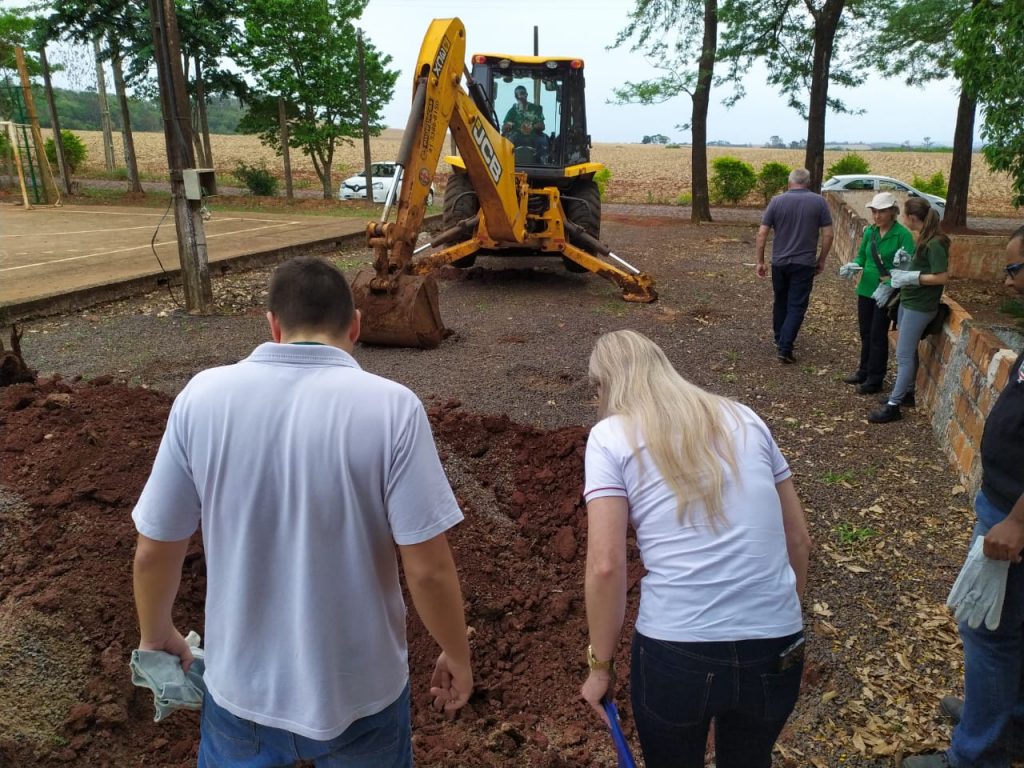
left=410, top=239, right=484, bottom=275
left=560, top=243, right=658, bottom=303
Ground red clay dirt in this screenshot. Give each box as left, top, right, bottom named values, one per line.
left=0, top=378, right=641, bottom=767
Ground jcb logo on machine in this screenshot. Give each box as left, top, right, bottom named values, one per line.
left=471, top=118, right=503, bottom=184
left=432, top=37, right=451, bottom=79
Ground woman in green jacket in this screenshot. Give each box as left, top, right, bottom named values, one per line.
left=844, top=191, right=916, bottom=394
left=868, top=196, right=950, bottom=423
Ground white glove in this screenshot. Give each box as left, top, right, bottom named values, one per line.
left=893, top=248, right=913, bottom=269
left=947, top=537, right=1010, bottom=630
left=890, top=270, right=921, bottom=289
left=871, top=282, right=897, bottom=308
left=838, top=263, right=863, bottom=279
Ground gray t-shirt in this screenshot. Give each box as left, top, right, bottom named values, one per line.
left=133, top=343, right=463, bottom=740
left=761, top=188, right=832, bottom=267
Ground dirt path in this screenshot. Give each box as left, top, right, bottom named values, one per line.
left=0, top=206, right=1014, bottom=767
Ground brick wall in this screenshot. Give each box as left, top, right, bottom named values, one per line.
left=826, top=193, right=1022, bottom=491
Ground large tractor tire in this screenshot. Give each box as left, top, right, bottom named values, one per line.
left=442, top=173, right=480, bottom=268
left=561, top=178, right=601, bottom=273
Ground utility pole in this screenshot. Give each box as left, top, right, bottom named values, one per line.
left=15, top=47, right=58, bottom=204
left=357, top=28, right=372, bottom=203
left=39, top=43, right=72, bottom=196
left=278, top=97, right=293, bottom=199
left=93, top=37, right=116, bottom=171
left=147, top=0, right=213, bottom=313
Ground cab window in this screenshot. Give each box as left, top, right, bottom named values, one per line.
left=493, top=73, right=562, bottom=167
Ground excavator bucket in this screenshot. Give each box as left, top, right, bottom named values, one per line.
left=350, top=270, right=446, bottom=349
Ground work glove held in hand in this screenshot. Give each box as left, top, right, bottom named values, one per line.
left=947, top=537, right=1010, bottom=631
left=871, top=282, right=897, bottom=309
left=838, top=263, right=863, bottom=280
left=893, top=248, right=913, bottom=269
left=890, top=270, right=921, bottom=289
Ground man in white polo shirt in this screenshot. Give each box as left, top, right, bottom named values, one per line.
left=132, top=256, right=472, bottom=767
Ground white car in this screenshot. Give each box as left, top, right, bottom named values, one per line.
left=822, top=174, right=945, bottom=217
left=338, top=162, right=435, bottom=205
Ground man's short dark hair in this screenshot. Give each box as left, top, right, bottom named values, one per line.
left=267, top=257, right=354, bottom=333
left=515, top=86, right=527, bottom=96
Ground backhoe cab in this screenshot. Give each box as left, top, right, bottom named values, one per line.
left=350, top=18, right=656, bottom=349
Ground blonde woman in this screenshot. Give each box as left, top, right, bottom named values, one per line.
left=868, top=197, right=950, bottom=423
left=580, top=330, right=812, bottom=768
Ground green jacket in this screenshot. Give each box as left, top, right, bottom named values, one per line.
left=900, top=238, right=949, bottom=312
left=853, top=222, right=916, bottom=298
left=502, top=102, right=545, bottom=140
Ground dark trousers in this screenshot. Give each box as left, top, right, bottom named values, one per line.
left=856, top=294, right=891, bottom=387
left=630, top=630, right=804, bottom=768
left=771, top=264, right=816, bottom=355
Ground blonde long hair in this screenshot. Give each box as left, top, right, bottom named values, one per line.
left=588, top=330, right=741, bottom=526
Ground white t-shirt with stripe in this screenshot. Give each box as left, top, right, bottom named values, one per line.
left=133, top=343, right=463, bottom=739
left=584, top=403, right=802, bottom=642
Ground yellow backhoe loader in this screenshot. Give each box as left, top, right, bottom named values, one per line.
left=350, top=18, right=657, bottom=349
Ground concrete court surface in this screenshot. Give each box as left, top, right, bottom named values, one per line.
left=0, top=202, right=369, bottom=317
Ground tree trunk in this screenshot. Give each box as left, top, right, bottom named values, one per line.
left=194, top=57, right=214, bottom=170
left=804, top=0, right=844, bottom=192
left=39, top=44, right=72, bottom=196
left=93, top=37, right=116, bottom=171
left=690, top=0, right=718, bottom=223
left=278, top=97, right=293, bottom=199
left=944, top=87, right=976, bottom=229
left=110, top=48, right=143, bottom=194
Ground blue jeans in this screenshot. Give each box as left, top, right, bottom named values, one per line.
left=198, top=683, right=413, bottom=768
left=950, top=492, right=1024, bottom=768
left=630, top=630, right=804, bottom=768
left=771, top=263, right=816, bottom=355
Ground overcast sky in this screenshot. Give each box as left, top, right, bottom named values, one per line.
left=18, top=0, right=980, bottom=146
left=357, top=0, right=978, bottom=146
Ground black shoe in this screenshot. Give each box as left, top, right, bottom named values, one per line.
left=778, top=351, right=796, bottom=364
left=843, top=371, right=866, bottom=385
left=939, top=696, right=963, bottom=725
left=877, top=392, right=916, bottom=408
left=857, top=382, right=882, bottom=394
left=868, top=403, right=901, bottom=423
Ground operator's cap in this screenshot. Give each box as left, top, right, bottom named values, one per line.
left=866, top=191, right=898, bottom=210
left=514, top=85, right=527, bottom=96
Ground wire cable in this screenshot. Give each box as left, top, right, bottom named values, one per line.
left=151, top=194, right=183, bottom=308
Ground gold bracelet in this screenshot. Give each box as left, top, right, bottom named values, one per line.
left=586, top=644, right=615, bottom=672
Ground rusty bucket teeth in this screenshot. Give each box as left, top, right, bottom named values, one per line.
left=351, top=270, right=446, bottom=349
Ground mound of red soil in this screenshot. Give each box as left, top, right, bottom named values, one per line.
left=0, top=381, right=637, bottom=767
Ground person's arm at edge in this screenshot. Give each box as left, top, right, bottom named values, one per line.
left=581, top=495, right=629, bottom=725
left=399, top=533, right=473, bottom=712
left=133, top=533, right=194, bottom=671
left=756, top=224, right=772, bottom=277
left=816, top=225, right=835, bottom=275
left=777, top=478, right=812, bottom=598
left=984, top=492, right=1024, bottom=562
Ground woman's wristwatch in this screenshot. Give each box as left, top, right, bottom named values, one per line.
left=586, top=644, right=615, bottom=672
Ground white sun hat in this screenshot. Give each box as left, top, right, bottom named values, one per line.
left=866, top=191, right=899, bottom=210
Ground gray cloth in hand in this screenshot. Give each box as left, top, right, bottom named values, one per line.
left=129, top=630, right=206, bottom=722
left=838, top=262, right=863, bottom=279
left=871, top=282, right=897, bottom=309
left=890, top=269, right=921, bottom=288
left=947, top=537, right=1010, bottom=631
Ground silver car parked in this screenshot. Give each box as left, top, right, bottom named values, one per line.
left=822, top=174, right=945, bottom=217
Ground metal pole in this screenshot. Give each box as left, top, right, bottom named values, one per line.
left=15, top=46, right=58, bottom=204
left=93, top=37, right=116, bottom=171
left=358, top=29, right=373, bottom=203
left=39, top=44, right=72, bottom=196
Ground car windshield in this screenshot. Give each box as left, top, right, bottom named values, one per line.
left=492, top=71, right=563, bottom=168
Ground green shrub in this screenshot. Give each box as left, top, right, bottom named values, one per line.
left=912, top=171, right=948, bottom=197
left=234, top=160, right=278, bottom=196
left=710, top=156, right=757, bottom=204
left=44, top=130, right=87, bottom=174
left=675, top=191, right=692, bottom=206
left=594, top=167, right=612, bottom=199
left=757, top=161, right=792, bottom=203
left=665, top=143, right=683, bottom=149
left=826, top=153, right=870, bottom=178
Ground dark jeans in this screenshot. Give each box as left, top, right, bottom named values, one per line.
left=630, top=630, right=804, bottom=768
left=771, top=264, right=816, bottom=355
left=856, top=294, right=891, bottom=387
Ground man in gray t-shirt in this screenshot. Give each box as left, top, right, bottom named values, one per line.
left=755, top=168, right=834, bottom=363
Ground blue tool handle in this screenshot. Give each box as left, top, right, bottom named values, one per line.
left=601, top=698, right=638, bottom=768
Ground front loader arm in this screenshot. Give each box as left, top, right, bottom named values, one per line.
left=369, top=18, right=524, bottom=287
